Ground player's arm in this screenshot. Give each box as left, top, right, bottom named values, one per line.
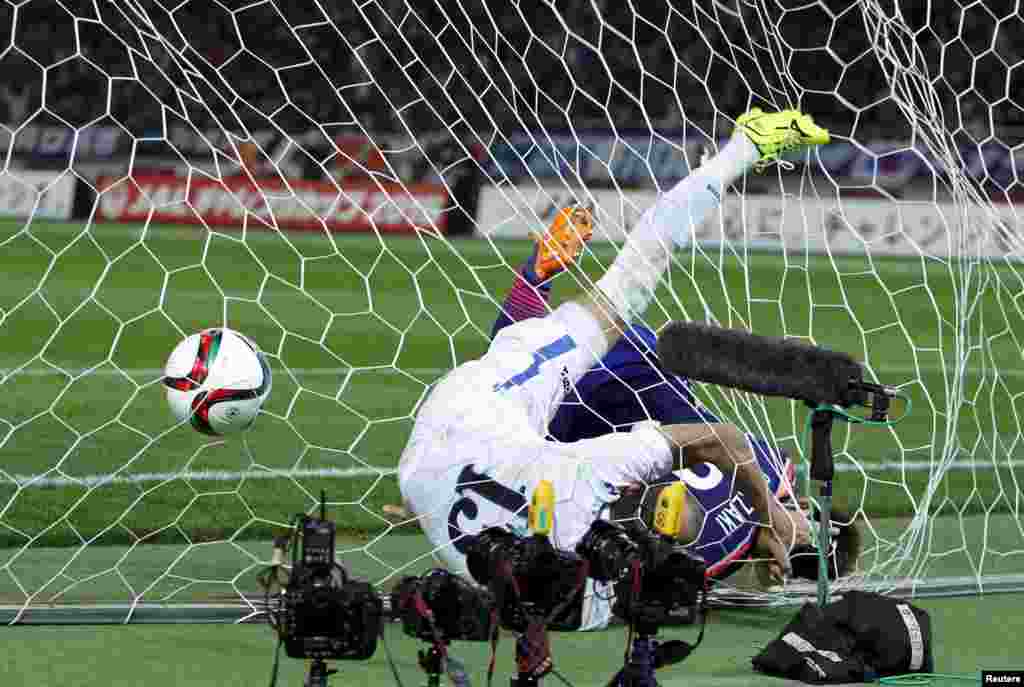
left=657, top=422, right=804, bottom=577
left=491, top=206, right=593, bottom=339
left=490, top=264, right=554, bottom=339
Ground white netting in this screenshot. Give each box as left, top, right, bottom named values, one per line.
left=1, top=0, right=1023, bottom=622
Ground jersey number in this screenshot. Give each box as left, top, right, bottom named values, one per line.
left=678, top=462, right=726, bottom=491
left=447, top=464, right=527, bottom=554
left=492, top=335, right=576, bottom=392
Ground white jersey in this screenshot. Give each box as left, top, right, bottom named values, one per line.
left=398, top=304, right=674, bottom=630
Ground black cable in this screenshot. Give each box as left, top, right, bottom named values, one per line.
left=486, top=607, right=500, bottom=687
left=267, top=636, right=284, bottom=687
left=379, top=622, right=406, bottom=687
left=509, top=559, right=588, bottom=687
left=260, top=514, right=304, bottom=687
left=653, top=584, right=710, bottom=669
left=548, top=667, right=578, bottom=687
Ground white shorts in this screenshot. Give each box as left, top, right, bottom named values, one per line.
left=398, top=303, right=673, bottom=630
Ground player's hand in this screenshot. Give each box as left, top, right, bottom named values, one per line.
left=530, top=205, right=594, bottom=280
left=382, top=504, right=413, bottom=522
left=760, top=501, right=810, bottom=583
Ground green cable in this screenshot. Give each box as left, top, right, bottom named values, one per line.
left=796, top=391, right=913, bottom=606
left=827, top=391, right=914, bottom=427
left=794, top=394, right=975, bottom=686
left=878, top=673, right=979, bottom=685
left=797, top=391, right=914, bottom=495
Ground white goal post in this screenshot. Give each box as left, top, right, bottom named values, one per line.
left=1, top=0, right=1023, bottom=625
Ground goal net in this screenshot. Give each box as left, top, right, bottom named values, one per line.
left=1, top=0, right=1022, bottom=624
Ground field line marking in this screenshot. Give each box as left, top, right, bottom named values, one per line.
left=0, top=367, right=449, bottom=378
left=4, top=466, right=398, bottom=489
left=2, top=364, right=1023, bottom=379
left=6, top=460, right=1024, bottom=490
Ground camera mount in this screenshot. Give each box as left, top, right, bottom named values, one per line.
left=306, top=659, right=338, bottom=687
left=577, top=483, right=709, bottom=687
left=417, top=641, right=446, bottom=687
left=463, top=481, right=592, bottom=687
left=260, top=491, right=382, bottom=687
left=807, top=379, right=898, bottom=606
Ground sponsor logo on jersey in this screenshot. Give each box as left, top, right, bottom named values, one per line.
left=713, top=493, right=756, bottom=536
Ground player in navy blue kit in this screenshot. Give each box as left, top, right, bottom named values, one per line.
left=491, top=209, right=855, bottom=587
left=398, top=110, right=846, bottom=630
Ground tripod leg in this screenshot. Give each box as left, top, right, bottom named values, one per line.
left=809, top=408, right=836, bottom=609
left=305, top=660, right=325, bottom=687
left=817, top=481, right=832, bottom=608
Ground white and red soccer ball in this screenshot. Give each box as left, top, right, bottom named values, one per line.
left=163, top=327, right=272, bottom=436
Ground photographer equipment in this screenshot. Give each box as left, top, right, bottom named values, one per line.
left=657, top=321, right=909, bottom=607
left=261, top=492, right=383, bottom=687
left=465, top=481, right=589, bottom=687
left=577, top=483, right=709, bottom=687
left=395, top=569, right=495, bottom=643
left=393, top=568, right=496, bottom=687
left=656, top=320, right=876, bottom=408
left=466, top=527, right=585, bottom=633
left=753, top=591, right=933, bottom=684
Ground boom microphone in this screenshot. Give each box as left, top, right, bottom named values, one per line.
left=656, top=321, right=867, bottom=407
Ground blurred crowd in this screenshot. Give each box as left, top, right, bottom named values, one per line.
left=3, top=0, right=1023, bottom=163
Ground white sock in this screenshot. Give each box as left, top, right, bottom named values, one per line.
left=596, top=134, right=760, bottom=321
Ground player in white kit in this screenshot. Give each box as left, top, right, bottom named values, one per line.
left=398, top=108, right=830, bottom=628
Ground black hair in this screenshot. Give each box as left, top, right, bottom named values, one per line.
left=790, top=506, right=862, bottom=581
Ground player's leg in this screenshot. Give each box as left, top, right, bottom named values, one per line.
left=568, top=109, right=831, bottom=350
left=403, top=110, right=827, bottom=576
left=484, top=109, right=830, bottom=436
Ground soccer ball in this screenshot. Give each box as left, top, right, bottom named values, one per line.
left=162, top=327, right=272, bottom=436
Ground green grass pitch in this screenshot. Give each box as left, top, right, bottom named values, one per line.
left=0, top=218, right=1021, bottom=555
left=2, top=219, right=1022, bottom=685
left=1, top=592, right=1021, bottom=686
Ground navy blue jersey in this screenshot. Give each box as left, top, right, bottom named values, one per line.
left=544, top=324, right=793, bottom=579
left=490, top=312, right=794, bottom=579
left=548, top=324, right=715, bottom=441
left=676, top=447, right=794, bottom=578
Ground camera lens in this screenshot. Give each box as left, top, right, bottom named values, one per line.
left=577, top=520, right=638, bottom=582
left=466, top=527, right=516, bottom=586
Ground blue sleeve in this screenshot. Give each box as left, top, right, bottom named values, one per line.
left=576, top=365, right=719, bottom=430
left=490, top=265, right=552, bottom=340
left=633, top=378, right=720, bottom=425
left=491, top=309, right=516, bottom=339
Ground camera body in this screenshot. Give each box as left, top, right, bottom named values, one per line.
left=577, top=519, right=706, bottom=627
left=394, top=568, right=495, bottom=642
left=466, top=527, right=584, bottom=631
left=276, top=513, right=383, bottom=661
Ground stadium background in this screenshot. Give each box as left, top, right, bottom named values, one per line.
left=1, top=1, right=1021, bottom=685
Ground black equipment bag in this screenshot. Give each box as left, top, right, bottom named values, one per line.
left=752, top=602, right=866, bottom=684
left=753, top=591, right=932, bottom=684
left=824, top=591, right=933, bottom=675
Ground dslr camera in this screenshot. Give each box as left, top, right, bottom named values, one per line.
left=264, top=494, right=382, bottom=686
left=466, top=526, right=586, bottom=632
left=577, top=518, right=706, bottom=628
left=393, top=568, right=495, bottom=643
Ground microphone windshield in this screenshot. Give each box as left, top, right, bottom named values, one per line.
left=656, top=321, right=865, bottom=407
